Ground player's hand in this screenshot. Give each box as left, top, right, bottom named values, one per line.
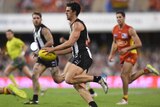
left=108, top=55, right=114, bottom=62
left=43, top=47, right=54, bottom=54
left=119, top=48, right=128, bottom=55
left=60, top=37, right=66, bottom=43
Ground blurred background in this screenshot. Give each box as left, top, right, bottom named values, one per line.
left=0, top=0, right=160, bottom=88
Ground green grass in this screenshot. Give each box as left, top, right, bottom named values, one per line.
left=0, top=88, right=160, bottom=107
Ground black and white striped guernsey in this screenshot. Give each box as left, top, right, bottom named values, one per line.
left=33, top=24, right=52, bottom=50
left=70, top=19, right=91, bottom=57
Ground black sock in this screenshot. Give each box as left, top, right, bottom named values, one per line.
left=93, top=76, right=101, bottom=82
left=89, top=101, right=98, bottom=107
left=33, top=94, right=38, bottom=101
left=89, top=88, right=95, bottom=94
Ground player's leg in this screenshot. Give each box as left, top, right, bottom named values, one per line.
left=64, top=62, right=108, bottom=93
left=73, top=83, right=98, bottom=107
left=50, top=67, right=64, bottom=83
left=0, top=87, right=11, bottom=94
left=9, top=74, right=18, bottom=87
left=4, top=64, right=16, bottom=77
left=129, top=64, right=159, bottom=84
left=22, top=66, right=32, bottom=79
left=117, top=61, right=133, bottom=105
left=144, top=64, right=159, bottom=75
left=24, top=63, right=46, bottom=104
left=7, top=84, right=27, bottom=99
left=4, top=64, right=18, bottom=87
left=86, top=82, right=97, bottom=97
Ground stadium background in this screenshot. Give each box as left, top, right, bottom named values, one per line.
left=0, top=0, right=160, bottom=88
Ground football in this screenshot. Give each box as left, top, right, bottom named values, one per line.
left=38, top=49, right=57, bottom=61
left=30, top=42, right=38, bottom=52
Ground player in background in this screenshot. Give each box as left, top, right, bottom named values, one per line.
left=4, top=29, right=32, bottom=87
left=0, top=84, right=27, bottom=99
left=108, top=11, right=159, bottom=105
left=0, top=48, right=26, bottom=99
left=24, top=12, right=64, bottom=104
left=45, top=2, right=108, bottom=107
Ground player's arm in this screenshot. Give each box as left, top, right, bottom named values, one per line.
left=42, top=27, right=54, bottom=47
left=17, top=39, right=28, bottom=56
left=108, top=37, right=117, bottom=62
left=59, top=37, right=67, bottom=43
left=21, top=44, right=28, bottom=56
left=46, top=22, right=83, bottom=52
left=125, top=28, right=142, bottom=52
left=54, top=47, right=72, bottom=55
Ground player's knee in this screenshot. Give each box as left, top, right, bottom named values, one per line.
left=4, top=71, right=9, bottom=76
left=54, top=78, right=64, bottom=84
left=65, top=78, right=74, bottom=84
left=129, top=80, right=132, bottom=84
left=32, top=73, right=39, bottom=81
left=121, top=72, right=127, bottom=79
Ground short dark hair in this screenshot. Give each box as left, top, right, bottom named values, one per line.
left=66, top=2, right=81, bottom=16
left=116, top=11, right=125, bottom=17
left=6, top=29, right=14, bottom=34
left=32, top=11, right=42, bottom=18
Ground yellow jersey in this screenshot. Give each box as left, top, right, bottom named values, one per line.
left=6, top=37, right=24, bottom=59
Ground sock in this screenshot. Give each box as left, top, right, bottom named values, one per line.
left=89, top=101, right=98, bottom=107
left=122, top=95, right=128, bottom=101
left=3, top=87, right=11, bottom=94
left=33, top=94, right=38, bottom=101
left=89, top=88, right=95, bottom=94
left=9, top=74, right=18, bottom=87
left=93, top=76, right=101, bottom=82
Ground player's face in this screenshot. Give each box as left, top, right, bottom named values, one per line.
left=65, top=7, right=74, bottom=21
left=6, top=31, right=13, bottom=40
left=32, top=14, right=42, bottom=27
left=116, top=14, right=125, bottom=26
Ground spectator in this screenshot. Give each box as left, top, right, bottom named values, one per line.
left=149, top=0, right=160, bottom=11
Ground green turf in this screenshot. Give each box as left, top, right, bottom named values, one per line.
left=0, top=88, right=159, bottom=107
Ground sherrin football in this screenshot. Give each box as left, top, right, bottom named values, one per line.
left=38, top=49, right=57, bottom=61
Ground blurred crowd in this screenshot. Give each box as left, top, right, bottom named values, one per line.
left=0, top=0, right=160, bottom=13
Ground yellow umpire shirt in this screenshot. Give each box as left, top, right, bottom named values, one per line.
left=6, top=37, right=24, bottom=60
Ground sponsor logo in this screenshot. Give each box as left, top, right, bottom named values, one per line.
left=122, top=33, right=128, bottom=39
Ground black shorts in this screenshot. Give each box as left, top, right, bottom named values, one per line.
left=37, top=57, right=59, bottom=68
left=69, top=51, right=93, bottom=70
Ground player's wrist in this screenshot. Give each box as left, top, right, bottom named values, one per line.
left=21, top=51, right=25, bottom=56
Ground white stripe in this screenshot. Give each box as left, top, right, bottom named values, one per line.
left=74, top=42, right=79, bottom=55
left=34, top=28, right=45, bottom=49
left=86, top=47, right=92, bottom=58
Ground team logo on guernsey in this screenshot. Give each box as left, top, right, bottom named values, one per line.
left=114, top=34, right=118, bottom=37
left=122, top=33, right=128, bottom=39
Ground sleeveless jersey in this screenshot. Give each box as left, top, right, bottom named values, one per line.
left=112, top=24, right=137, bottom=54
left=6, top=37, right=25, bottom=59
left=33, top=24, right=52, bottom=50
left=70, top=19, right=90, bottom=57
left=33, top=24, right=58, bottom=67
left=69, top=19, right=92, bottom=70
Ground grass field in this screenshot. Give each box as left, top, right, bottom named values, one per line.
left=0, top=88, right=159, bottom=107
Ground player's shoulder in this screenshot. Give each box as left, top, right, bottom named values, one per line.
left=112, top=24, right=119, bottom=33
left=113, top=24, right=119, bottom=30
left=72, top=21, right=84, bottom=31
left=125, top=24, right=133, bottom=29
left=13, top=37, right=21, bottom=41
